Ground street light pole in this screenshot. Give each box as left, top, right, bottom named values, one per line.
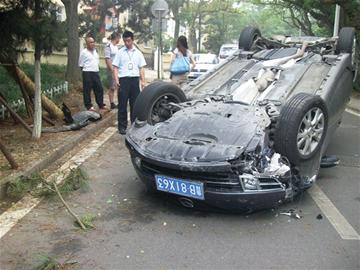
left=151, top=0, right=169, bottom=80
left=158, top=10, right=162, bottom=79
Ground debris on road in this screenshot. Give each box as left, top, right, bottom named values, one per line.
left=316, top=214, right=323, bottom=220
left=280, top=209, right=302, bottom=219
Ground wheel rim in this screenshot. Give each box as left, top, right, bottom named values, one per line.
left=149, top=93, right=182, bottom=125
left=297, top=107, right=325, bottom=156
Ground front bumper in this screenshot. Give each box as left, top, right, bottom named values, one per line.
left=129, top=152, right=287, bottom=212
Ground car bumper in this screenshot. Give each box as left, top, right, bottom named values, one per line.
left=130, top=156, right=287, bottom=212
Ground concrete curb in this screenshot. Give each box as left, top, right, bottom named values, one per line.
left=0, top=111, right=117, bottom=199
left=347, top=93, right=360, bottom=114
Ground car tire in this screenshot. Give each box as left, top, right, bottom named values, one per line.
left=274, top=93, right=328, bottom=165
left=133, top=81, right=187, bottom=125
left=238, top=26, right=261, bottom=51
left=336, top=27, right=355, bottom=54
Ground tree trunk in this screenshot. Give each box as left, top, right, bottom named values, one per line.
left=0, top=138, right=18, bottom=169
left=33, top=59, right=42, bottom=139
left=4, top=64, right=64, bottom=120
left=61, top=0, right=81, bottom=86
left=32, top=0, right=42, bottom=139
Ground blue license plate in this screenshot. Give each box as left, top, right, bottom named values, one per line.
left=155, top=175, right=204, bottom=200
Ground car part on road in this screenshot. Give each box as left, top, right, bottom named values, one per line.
left=320, top=155, right=340, bottom=168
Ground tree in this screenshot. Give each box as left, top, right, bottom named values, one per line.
left=79, top=0, right=154, bottom=43
left=0, top=0, right=66, bottom=125
left=61, top=0, right=81, bottom=86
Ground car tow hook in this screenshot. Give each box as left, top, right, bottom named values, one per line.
left=178, top=197, right=194, bottom=208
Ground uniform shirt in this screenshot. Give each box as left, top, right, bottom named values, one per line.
left=78, top=48, right=100, bottom=72
left=112, top=46, right=146, bottom=78
left=104, top=42, right=119, bottom=62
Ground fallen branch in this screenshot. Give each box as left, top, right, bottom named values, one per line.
left=53, top=182, right=87, bottom=230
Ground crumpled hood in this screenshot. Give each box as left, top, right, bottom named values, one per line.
left=127, top=102, right=270, bottom=163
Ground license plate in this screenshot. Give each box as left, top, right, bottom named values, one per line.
left=155, top=175, right=204, bottom=200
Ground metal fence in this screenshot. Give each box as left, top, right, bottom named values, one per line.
left=0, top=81, right=68, bottom=120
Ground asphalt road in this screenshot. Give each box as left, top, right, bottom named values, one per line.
left=0, top=112, right=359, bottom=270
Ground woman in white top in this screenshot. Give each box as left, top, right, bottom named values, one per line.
left=170, top=36, right=195, bottom=87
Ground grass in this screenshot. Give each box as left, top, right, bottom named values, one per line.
left=32, top=254, right=76, bottom=270
left=32, top=255, right=60, bottom=270
left=76, top=213, right=96, bottom=230
left=5, top=167, right=89, bottom=199
left=6, top=173, right=44, bottom=199
left=0, top=63, right=67, bottom=103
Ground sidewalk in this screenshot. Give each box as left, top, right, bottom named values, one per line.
left=348, top=92, right=360, bottom=113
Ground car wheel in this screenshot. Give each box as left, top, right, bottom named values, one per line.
left=133, top=81, right=187, bottom=125
left=336, top=27, right=358, bottom=80
left=238, top=26, right=261, bottom=51
left=274, top=93, right=328, bottom=165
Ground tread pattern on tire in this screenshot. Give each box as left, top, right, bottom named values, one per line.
left=239, top=26, right=261, bottom=51
left=274, top=93, right=328, bottom=165
left=133, top=81, right=187, bottom=123
left=336, top=27, right=355, bottom=54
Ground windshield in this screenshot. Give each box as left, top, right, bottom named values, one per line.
left=194, top=54, right=218, bottom=64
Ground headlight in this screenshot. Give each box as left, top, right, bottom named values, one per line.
left=240, top=174, right=259, bottom=191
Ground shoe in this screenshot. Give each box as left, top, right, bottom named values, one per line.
left=110, top=103, right=118, bottom=109
left=99, top=105, right=110, bottom=113
left=119, top=128, right=126, bottom=135
left=88, top=106, right=96, bottom=112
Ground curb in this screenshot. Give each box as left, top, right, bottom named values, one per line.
left=0, top=111, right=117, bottom=199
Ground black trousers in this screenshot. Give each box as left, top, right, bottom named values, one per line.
left=82, top=71, right=104, bottom=109
left=118, top=77, right=140, bottom=130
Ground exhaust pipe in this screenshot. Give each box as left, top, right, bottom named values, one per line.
left=178, top=197, right=194, bottom=208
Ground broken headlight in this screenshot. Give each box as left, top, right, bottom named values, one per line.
left=240, top=174, right=259, bottom=191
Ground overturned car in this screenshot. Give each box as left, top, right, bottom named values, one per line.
left=125, top=27, right=357, bottom=212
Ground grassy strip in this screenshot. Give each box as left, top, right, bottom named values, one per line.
left=0, top=63, right=108, bottom=103
left=6, top=168, right=89, bottom=199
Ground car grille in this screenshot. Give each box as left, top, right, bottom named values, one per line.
left=139, top=160, right=284, bottom=192
left=140, top=160, right=240, bottom=189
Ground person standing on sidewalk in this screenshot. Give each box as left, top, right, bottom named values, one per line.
left=112, top=30, right=146, bottom=135
left=104, top=32, right=120, bottom=109
left=170, top=36, right=195, bottom=87
left=78, top=36, right=107, bottom=112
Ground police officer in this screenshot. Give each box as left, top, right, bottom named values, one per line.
left=112, top=30, right=146, bottom=135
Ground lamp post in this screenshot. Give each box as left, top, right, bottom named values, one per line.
left=151, top=0, right=169, bottom=80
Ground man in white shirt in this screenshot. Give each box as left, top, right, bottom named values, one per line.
left=78, top=36, right=106, bottom=111
left=112, top=30, right=146, bottom=134
left=104, top=32, right=120, bottom=109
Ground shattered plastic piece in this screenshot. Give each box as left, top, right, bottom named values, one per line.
left=163, top=222, right=167, bottom=226
left=316, top=214, right=323, bottom=220
left=126, top=255, right=130, bottom=259
left=264, top=153, right=290, bottom=176
left=280, top=210, right=302, bottom=219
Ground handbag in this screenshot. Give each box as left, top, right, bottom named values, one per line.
left=170, top=54, right=190, bottom=75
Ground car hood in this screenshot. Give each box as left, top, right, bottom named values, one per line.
left=126, top=102, right=270, bottom=164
